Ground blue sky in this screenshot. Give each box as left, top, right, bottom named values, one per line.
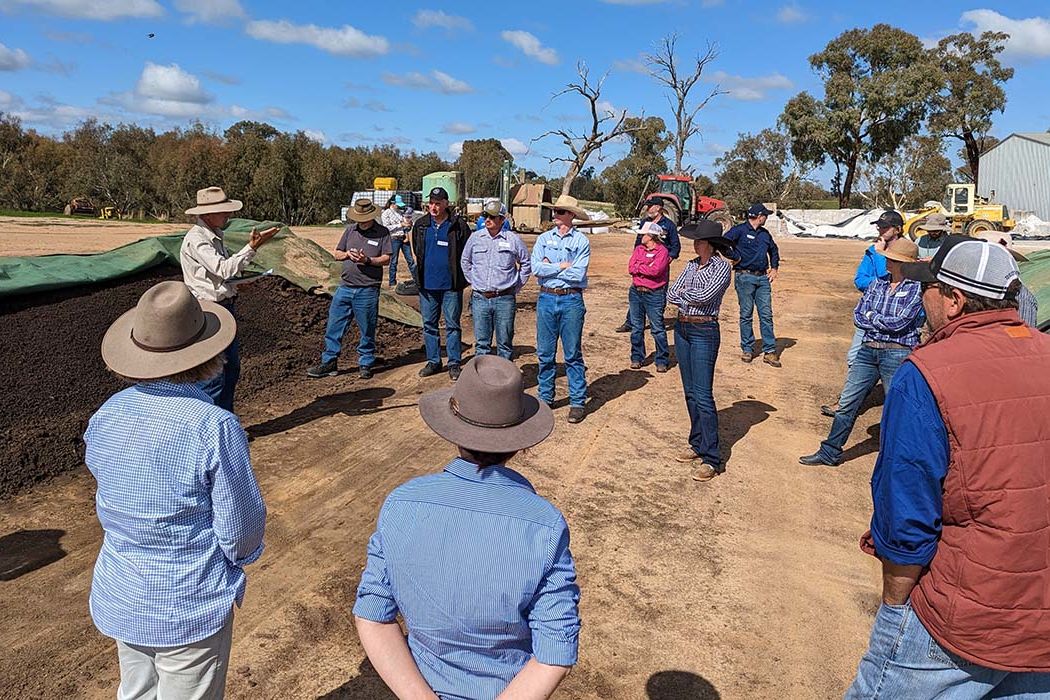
left=2, top=0, right=1049, bottom=182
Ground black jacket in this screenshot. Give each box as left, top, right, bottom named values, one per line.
left=411, top=212, right=473, bottom=291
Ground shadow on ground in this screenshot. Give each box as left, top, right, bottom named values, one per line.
left=646, top=670, right=720, bottom=699
left=246, top=387, right=411, bottom=439
left=718, top=399, right=777, bottom=464
left=316, top=658, right=396, bottom=699
left=0, top=529, right=67, bottom=581
left=841, top=424, right=880, bottom=464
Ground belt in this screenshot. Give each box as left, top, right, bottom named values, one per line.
left=632, top=285, right=666, bottom=293
left=677, top=313, right=718, bottom=323
left=476, top=288, right=515, bottom=299
left=863, top=341, right=910, bottom=350
left=735, top=268, right=767, bottom=275
left=540, top=286, right=583, bottom=295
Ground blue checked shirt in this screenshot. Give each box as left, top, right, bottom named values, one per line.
left=667, top=255, right=733, bottom=316
left=530, top=227, right=590, bottom=290
left=85, top=381, right=266, bottom=647
left=460, top=228, right=532, bottom=293
left=853, top=278, right=925, bottom=347
left=354, top=458, right=581, bottom=700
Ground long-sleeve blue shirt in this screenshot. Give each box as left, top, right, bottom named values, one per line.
left=724, top=221, right=780, bottom=271
left=460, top=228, right=531, bottom=293
left=634, top=215, right=680, bottom=259
left=854, top=245, right=890, bottom=292
left=868, top=361, right=949, bottom=566
left=531, top=226, right=590, bottom=289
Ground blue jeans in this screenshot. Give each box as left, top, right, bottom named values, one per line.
left=321, top=285, right=379, bottom=368
left=389, top=237, right=416, bottom=285
left=846, top=601, right=1050, bottom=699
left=472, top=292, right=516, bottom=360
left=198, top=298, right=239, bottom=412
left=674, top=320, right=721, bottom=469
left=628, top=286, right=668, bottom=367
left=846, top=325, right=865, bottom=366
left=734, top=272, right=775, bottom=354
left=819, top=344, right=909, bottom=462
left=419, top=288, right=463, bottom=366
left=536, top=291, right=587, bottom=407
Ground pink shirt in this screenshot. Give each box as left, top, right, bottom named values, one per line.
left=628, top=243, right=671, bottom=289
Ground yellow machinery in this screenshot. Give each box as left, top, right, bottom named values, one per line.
left=373, top=177, right=398, bottom=191
left=905, top=184, right=1015, bottom=239
left=98, top=206, right=117, bottom=220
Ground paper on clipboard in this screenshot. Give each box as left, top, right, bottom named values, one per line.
left=230, top=269, right=274, bottom=286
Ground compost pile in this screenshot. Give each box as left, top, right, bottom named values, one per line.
left=0, top=269, right=417, bottom=498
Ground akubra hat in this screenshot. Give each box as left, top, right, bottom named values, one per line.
left=541, top=194, right=591, bottom=221
left=418, top=356, right=554, bottom=453
left=185, top=186, right=243, bottom=216
left=348, top=198, right=380, bottom=222
left=875, top=237, right=919, bottom=263
left=679, top=219, right=733, bottom=254
left=102, top=281, right=236, bottom=379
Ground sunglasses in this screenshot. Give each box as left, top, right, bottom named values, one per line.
left=553, top=208, right=570, bottom=215
left=482, top=212, right=501, bottom=219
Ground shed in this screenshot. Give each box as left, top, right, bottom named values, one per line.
left=510, top=183, right=552, bottom=232
left=978, top=133, right=1050, bottom=220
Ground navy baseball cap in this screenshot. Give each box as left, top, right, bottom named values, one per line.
left=871, top=210, right=904, bottom=229
left=643, top=197, right=664, bottom=208
left=428, top=187, right=449, bottom=201
left=747, top=203, right=773, bottom=217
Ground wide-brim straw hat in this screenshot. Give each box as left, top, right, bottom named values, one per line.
left=918, top=213, right=950, bottom=233
left=418, top=356, right=554, bottom=453
left=971, top=230, right=1028, bottom=262
left=679, top=220, right=733, bottom=254
left=876, top=237, right=919, bottom=263
left=541, top=194, right=590, bottom=221
left=185, top=186, right=243, bottom=216
left=348, top=198, right=381, bottom=222
left=102, top=281, right=236, bottom=379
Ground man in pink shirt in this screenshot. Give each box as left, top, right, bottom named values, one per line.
left=628, top=222, right=672, bottom=372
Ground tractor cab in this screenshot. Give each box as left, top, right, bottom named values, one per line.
left=656, top=175, right=693, bottom=216
left=944, top=184, right=977, bottom=216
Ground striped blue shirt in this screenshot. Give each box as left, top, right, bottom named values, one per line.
left=354, top=458, right=581, bottom=699
left=530, top=227, right=590, bottom=290
left=853, top=278, right=925, bottom=347
left=667, top=255, right=733, bottom=316
left=85, top=381, right=266, bottom=647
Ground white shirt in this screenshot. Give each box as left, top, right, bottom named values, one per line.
left=179, top=221, right=256, bottom=302
left=381, top=207, right=406, bottom=237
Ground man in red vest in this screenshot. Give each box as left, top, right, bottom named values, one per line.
left=846, top=235, right=1050, bottom=698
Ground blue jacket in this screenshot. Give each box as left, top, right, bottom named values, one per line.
left=853, top=245, right=889, bottom=292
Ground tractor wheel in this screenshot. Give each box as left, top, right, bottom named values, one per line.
left=906, top=217, right=928, bottom=241
left=705, top=208, right=734, bottom=233
left=661, top=200, right=682, bottom=227
left=965, top=219, right=995, bottom=236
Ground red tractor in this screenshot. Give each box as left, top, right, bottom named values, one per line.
left=645, top=174, right=734, bottom=232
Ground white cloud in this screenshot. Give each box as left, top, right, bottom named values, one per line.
left=448, top=140, right=464, bottom=157
left=960, top=9, right=1050, bottom=59
left=303, top=129, right=326, bottom=143
left=612, top=56, right=648, bottom=74
left=412, top=9, right=473, bottom=32
left=1, top=91, right=109, bottom=129
left=706, top=70, right=794, bottom=101
left=202, top=70, right=239, bottom=85
left=382, top=70, right=473, bottom=94
left=136, top=62, right=211, bottom=104
left=500, top=138, right=528, bottom=156
left=0, top=42, right=31, bottom=71
left=246, top=19, right=390, bottom=58
left=776, top=3, right=807, bottom=24
left=442, top=121, right=476, bottom=135
left=0, top=0, right=163, bottom=20
left=174, top=0, right=244, bottom=24
left=500, top=30, right=558, bottom=65
left=344, top=97, right=392, bottom=112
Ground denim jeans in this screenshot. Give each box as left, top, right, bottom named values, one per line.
left=628, top=286, right=668, bottom=367
left=536, top=291, right=587, bottom=407
left=321, top=284, right=379, bottom=368
left=734, top=272, right=776, bottom=354
left=389, top=236, right=417, bottom=285
left=819, top=344, right=909, bottom=462
left=846, top=325, right=865, bottom=366
left=419, top=288, right=463, bottom=366
left=846, top=601, right=1050, bottom=699
left=472, top=292, right=516, bottom=360
left=674, top=320, right=721, bottom=470
left=198, top=298, right=239, bottom=412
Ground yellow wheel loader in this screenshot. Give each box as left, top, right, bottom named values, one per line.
left=905, top=184, right=1015, bottom=239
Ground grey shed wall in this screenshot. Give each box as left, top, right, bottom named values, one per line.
left=979, top=133, right=1050, bottom=220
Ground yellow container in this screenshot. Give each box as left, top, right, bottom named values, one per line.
left=373, top=177, right=398, bottom=191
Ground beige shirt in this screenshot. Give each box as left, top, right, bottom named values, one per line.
left=179, top=221, right=256, bottom=302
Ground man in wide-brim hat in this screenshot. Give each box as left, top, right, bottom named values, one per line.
left=540, top=194, right=591, bottom=221
left=353, top=355, right=580, bottom=698
left=86, top=280, right=266, bottom=699
left=915, top=212, right=950, bottom=260
left=179, top=185, right=280, bottom=411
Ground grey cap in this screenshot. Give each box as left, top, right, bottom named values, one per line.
left=901, top=234, right=1019, bottom=300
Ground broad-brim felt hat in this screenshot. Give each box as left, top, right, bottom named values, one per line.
left=418, top=356, right=554, bottom=453
left=348, top=198, right=380, bottom=222
left=102, top=281, right=236, bottom=380
left=876, top=238, right=919, bottom=263
left=185, top=186, right=243, bottom=216
left=918, top=212, right=950, bottom=233
left=541, top=194, right=590, bottom=221
left=679, top=220, right=733, bottom=254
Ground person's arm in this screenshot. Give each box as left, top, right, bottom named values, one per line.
left=207, top=418, right=267, bottom=567
left=665, top=223, right=681, bottom=260
left=867, top=286, right=925, bottom=333
left=460, top=236, right=475, bottom=286
left=627, top=247, right=645, bottom=275
left=676, top=260, right=731, bottom=306
left=496, top=658, right=571, bottom=700
left=188, top=233, right=256, bottom=281
left=853, top=285, right=877, bottom=330
left=767, top=236, right=780, bottom=281
left=553, top=237, right=590, bottom=283
left=354, top=619, right=438, bottom=700
left=649, top=246, right=671, bottom=280
left=531, top=236, right=559, bottom=278
left=854, top=253, right=873, bottom=292
left=516, top=237, right=532, bottom=289
left=334, top=229, right=352, bottom=262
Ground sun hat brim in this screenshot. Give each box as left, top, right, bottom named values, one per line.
left=101, top=301, right=236, bottom=379
left=418, top=387, right=554, bottom=453
left=348, top=208, right=380, bottom=222
left=185, top=199, right=243, bottom=216
left=875, top=248, right=918, bottom=263
left=540, top=202, right=591, bottom=221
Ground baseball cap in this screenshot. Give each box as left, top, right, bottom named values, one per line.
left=643, top=197, right=664, bottom=208
left=638, top=221, right=665, bottom=239
left=871, top=210, right=904, bottom=229
left=747, top=203, right=773, bottom=218
left=481, top=200, right=504, bottom=218
left=901, top=234, right=1019, bottom=300
left=428, top=187, right=449, bottom=201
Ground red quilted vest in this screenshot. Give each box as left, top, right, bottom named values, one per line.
left=908, top=309, right=1050, bottom=671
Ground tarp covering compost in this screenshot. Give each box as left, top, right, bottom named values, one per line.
left=1020, top=249, right=1050, bottom=330
left=0, top=219, right=421, bottom=327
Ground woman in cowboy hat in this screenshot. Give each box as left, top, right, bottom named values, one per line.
left=85, top=281, right=267, bottom=698
left=179, top=185, right=280, bottom=411
left=800, top=238, right=925, bottom=467
left=668, top=220, right=735, bottom=481
left=353, top=355, right=580, bottom=699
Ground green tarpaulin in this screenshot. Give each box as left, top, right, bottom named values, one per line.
left=0, top=219, right=422, bottom=327
left=1020, top=249, right=1050, bottom=330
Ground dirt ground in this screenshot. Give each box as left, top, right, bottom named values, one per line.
left=1, top=216, right=888, bottom=699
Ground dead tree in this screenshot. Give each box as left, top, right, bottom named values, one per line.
left=646, top=34, right=724, bottom=174
left=533, top=62, right=643, bottom=197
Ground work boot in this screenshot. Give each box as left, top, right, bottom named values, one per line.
left=630, top=361, right=642, bottom=370
left=820, top=403, right=838, bottom=418
left=692, top=464, right=718, bottom=482
left=449, top=365, right=462, bottom=382
left=359, top=365, right=374, bottom=380
left=741, top=352, right=754, bottom=363
left=763, top=353, right=782, bottom=368
left=567, top=406, right=586, bottom=423
left=418, top=362, right=443, bottom=377
left=799, top=452, right=841, bottom=467
left=655, top=364, right=669, bottom=373
left=615, top=322, right=631, bottom=333
left=306, top=359, right=338, bottom=378
left=675, top=449, right=701, bottom=463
